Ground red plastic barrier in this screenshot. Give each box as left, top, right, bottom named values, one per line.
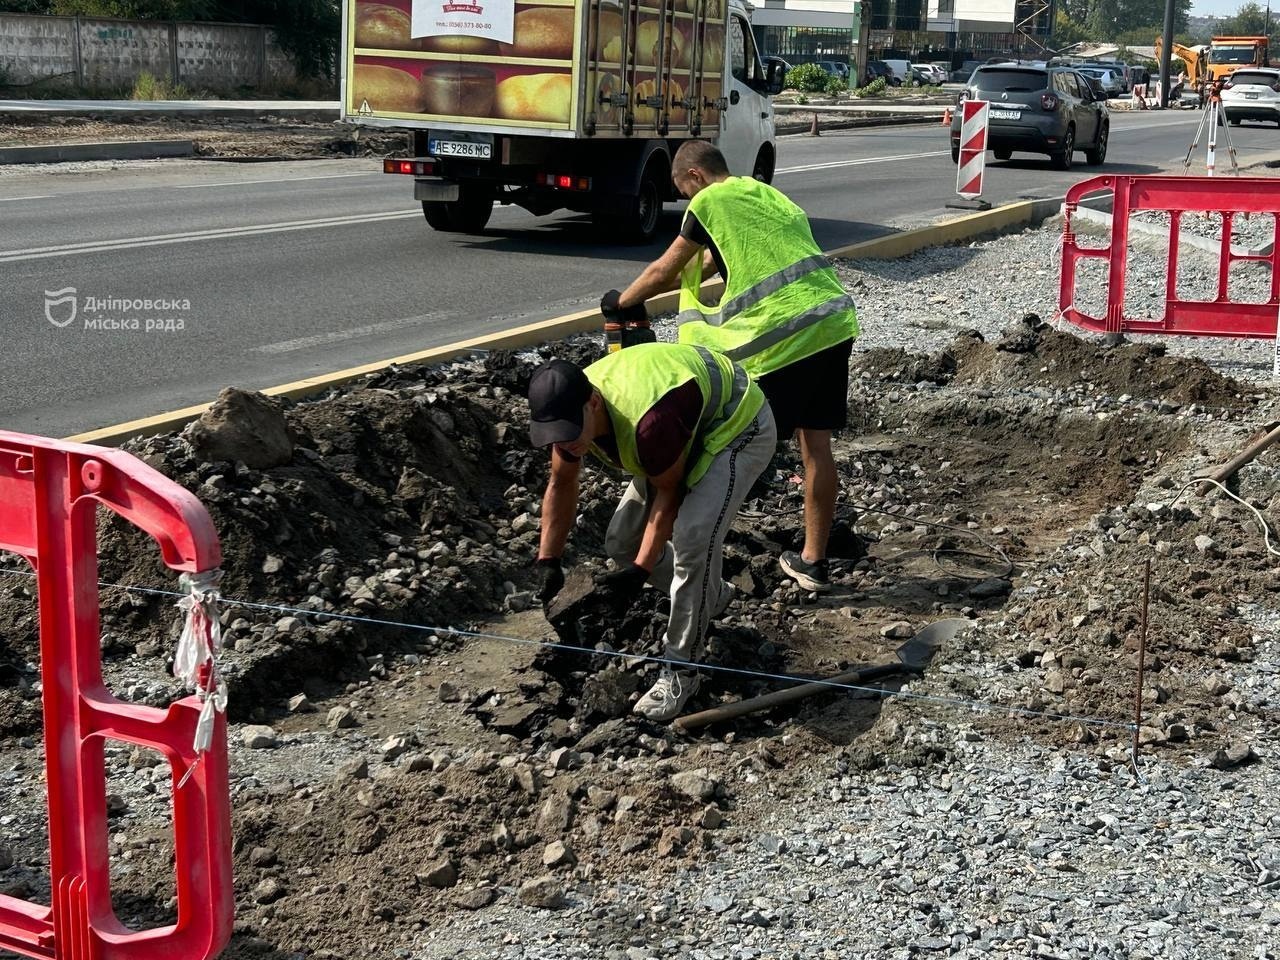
left=0, top=432, right=232, bottom=960
left=1060, top=174, right=1280, bottom=339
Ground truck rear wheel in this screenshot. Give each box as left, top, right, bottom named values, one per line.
left=607, top=164, right=664, bottom=244
left=421, top=184, right=495, bottom=234
left=422, top=201, right=455, bottom=231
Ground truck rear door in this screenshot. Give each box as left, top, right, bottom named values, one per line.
left=583, top=0, right=725, bottom=139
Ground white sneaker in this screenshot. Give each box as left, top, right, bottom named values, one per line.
left=633, top=667, right=700, bottom=722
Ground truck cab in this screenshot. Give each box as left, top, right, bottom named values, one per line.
left=1209, top=36, right=1270, bottom=83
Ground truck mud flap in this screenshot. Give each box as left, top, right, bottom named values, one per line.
left=415, top=180, right=461, bottom=202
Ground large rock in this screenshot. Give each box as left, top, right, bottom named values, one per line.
left=417, top=859, right=458, bottom=888
left=517, top=874, right=566, bottom=909
left=670, top=769, right=719, bottom=803
left=186, top=387, right=294, bottom=469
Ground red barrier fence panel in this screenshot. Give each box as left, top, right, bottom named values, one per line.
left=1060, top=174, right=1280, bottom=339
left=0, top=432, right=232, bottom=960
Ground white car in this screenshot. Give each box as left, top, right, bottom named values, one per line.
left=914, top=63, right=947, bottom=84
left=1221, top=68, right=1280, bottom=125
left=1076, top=67, right=1123, bottom=98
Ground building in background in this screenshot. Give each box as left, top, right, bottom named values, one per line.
left=749, top=0, right=1053, bottom=74
left=750, top=0, right=860, bottom=65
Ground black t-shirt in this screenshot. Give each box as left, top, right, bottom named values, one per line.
left=680, top=211, right=728, bottom=284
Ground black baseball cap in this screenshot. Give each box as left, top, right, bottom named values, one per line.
left=528, top=359, right=593, bottom=446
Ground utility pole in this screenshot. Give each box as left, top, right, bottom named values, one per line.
left=1159, top=0, right=1175, bottom=108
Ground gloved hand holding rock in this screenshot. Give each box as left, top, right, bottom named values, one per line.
left=535, top=557, right=564, bottom=608
left=596, top=561, right=649, bottom=612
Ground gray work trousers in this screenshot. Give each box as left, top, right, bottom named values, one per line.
left=604, top=407, right=777, bottom=664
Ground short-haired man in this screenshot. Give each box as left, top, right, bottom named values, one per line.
left=602, top=140, right=858, bottom=592
left=529, top=342, right=776, bottom=721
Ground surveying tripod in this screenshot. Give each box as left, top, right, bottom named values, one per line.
left=1182, top=85, right=1240, bottom=176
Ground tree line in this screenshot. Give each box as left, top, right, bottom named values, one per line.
left=0, top=1, right=340, bottom=78
left=1055, top=0, right=1278, bottom=47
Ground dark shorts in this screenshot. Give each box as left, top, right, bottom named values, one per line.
left=756, top=338, right=853, bottom=439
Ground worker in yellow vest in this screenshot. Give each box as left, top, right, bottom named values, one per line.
left=604, top=140, right=859, bottom=592
left=528, top=343, right=776, bottom=721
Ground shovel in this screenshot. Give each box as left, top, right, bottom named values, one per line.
left=672, top=618, right=969, bottom=733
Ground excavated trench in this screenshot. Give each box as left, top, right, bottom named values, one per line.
left=0, top=322, right=1262, bottom=958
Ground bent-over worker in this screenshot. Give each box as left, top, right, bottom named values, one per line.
left=528, top=342, right=776, bottom=722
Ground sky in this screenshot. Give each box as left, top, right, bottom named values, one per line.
left=1190, top=0, right=1265, bottom=17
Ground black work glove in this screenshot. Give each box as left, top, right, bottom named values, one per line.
left=601, top=289, right=648, bottom=326
left=535, top=557, right=564, bottom=608
left=596, top=561, right=649, bottom=612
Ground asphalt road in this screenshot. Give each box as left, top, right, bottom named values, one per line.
left=0, top=109, right=1268, bottom=438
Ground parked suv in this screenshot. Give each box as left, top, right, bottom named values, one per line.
left=1220, top=68, right=1280, bottom=125
left=949, top=64, right=1109, bottom=170
left=864, top=60, right=899, bottom=86
left=949, top=60, right=982, bottom=82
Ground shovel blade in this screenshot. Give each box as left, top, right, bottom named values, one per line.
left=896, top=617, right=969, bottom=671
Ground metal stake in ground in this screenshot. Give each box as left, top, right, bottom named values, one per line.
left=1131, top=558, right=1151, bottom=771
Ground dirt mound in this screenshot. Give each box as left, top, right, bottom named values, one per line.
left=854, top=318, right=1252, bottom=409
left=0, top=360, right=553, bottom=736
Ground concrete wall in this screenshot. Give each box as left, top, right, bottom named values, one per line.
left=0, top=13, right=297, bottom=91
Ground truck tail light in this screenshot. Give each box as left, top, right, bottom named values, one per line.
left=384, top=158, right=436, bottom=176
left=537, top=173, right=591, bottom=191
left=1041, top=92, right=1059, bottom=111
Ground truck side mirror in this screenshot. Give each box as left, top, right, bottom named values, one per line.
left=763, top=57, right=787, bottom=96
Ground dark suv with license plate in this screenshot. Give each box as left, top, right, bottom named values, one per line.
left=949, top=65, right=1109, bottom=170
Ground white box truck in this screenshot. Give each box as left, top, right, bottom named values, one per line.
left=341, top=0, right=784, bottom=240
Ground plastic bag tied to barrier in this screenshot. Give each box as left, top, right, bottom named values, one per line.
left=174, top=570, right=227, bottom=776
left=0, top=430, right=233, bottom=960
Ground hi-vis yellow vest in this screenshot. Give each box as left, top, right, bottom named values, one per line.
left=677, top=177, right=859, bottom=377
left=583, top=342, right=763, bottom=489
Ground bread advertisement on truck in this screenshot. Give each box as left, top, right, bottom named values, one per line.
left=347, top=0, right=725, bottom=135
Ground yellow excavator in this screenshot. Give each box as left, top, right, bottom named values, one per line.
left=1154, top=37, right=1209, bottom=91
left=1154, top=35, right=1270, bottom=100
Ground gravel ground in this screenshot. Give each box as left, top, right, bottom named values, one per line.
left=410, top=739, right=1279, bottom=960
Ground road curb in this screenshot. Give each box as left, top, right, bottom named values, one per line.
left=777, top=115, right=940, bottom=135
left=0, top=139, right=196, bottom=164
left=67, top=194, right=1067, bottom=448
left=825, top=195, right=1064, bottom=262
